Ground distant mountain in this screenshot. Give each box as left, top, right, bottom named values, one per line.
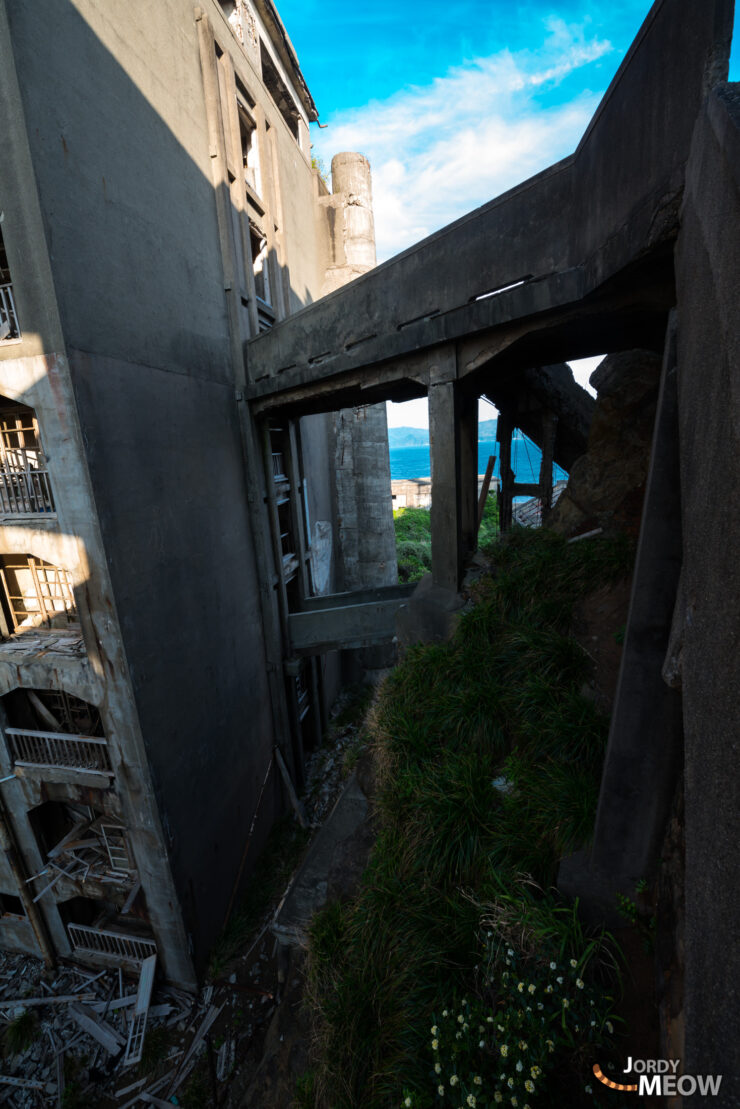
left=387, top=426, right=430, bottom=447
left=388, top=418, right=498, bottom=448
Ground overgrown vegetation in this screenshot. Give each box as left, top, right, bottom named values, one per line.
left=304, top=528, right=633, bottom=1108
left=395, top=498, right=499, bottom=582
left=2, top=1009, right=38, bottom=1057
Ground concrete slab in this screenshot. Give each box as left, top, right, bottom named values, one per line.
left=272, top=773, right=369, bottom=944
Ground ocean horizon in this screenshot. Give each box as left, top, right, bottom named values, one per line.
left=389, top=438, right=568, bottom=484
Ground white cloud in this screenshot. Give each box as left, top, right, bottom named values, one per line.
left=313, top=22, right=613, bottom=261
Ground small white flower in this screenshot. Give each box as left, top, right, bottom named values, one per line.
left=432, top=1038, right=439, bottom=1050
left=458, top=1014, right=465, bottom=1024
left=434, top=1063, right=441, bottom=1074
left=473, top=1076, right=482, bottom=1086
left=507, top=948, right=514, bottom=956
left=605, top=1020, right=614, bottom=1034
left=449, top=1075, right=459, bottom=1087
left=549, top=961, right=557, bottom=970
left=431, top=1025, right=438, bottom=1035
left=527, top=984, right=536, bottom=995
left=516, top=1060, right=523, bottom=1073
left=438, top=1085, right=445, bottom=1096
left=442, top=1009, right=449, bottom=1017
left=576, top=978, right=584, bottom=990
left=556, top=977, right=563, bottom=985
left=466, top=1097, right=476, bottom=1108
left=404, top=1099, right=411, bottom=1108
left=563, top=999, right=570, bottom=1009
left=585, top=1085, right=593, bottom=1094
left=570, top=959, right=578, bottom=968
left=479, top=1040, right=485, bottom=1048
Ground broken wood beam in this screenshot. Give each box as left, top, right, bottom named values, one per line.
left=69, top=1001, right=126, bottom=1054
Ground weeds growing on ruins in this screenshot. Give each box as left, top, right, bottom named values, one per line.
left=395, top=500, right=500, bottom=583
left=302, top=529, right=634, bottom=1108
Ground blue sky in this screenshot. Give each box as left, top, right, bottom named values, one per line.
left=276, top=1, right=738, bottom=422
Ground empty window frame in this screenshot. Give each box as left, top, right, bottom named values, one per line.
left=0, top=229, right=19, bottom=341
left=0, top=555, right=76, bottom=633
left=0, top=400, right=54, bottom=515
left=238, top=97, right=262, bottom=198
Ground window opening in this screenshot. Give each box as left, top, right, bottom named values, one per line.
left=0, top=399, right=54, bottom=515
left=2, top=688, right=110, bottom=775
left=0, top=555, right=76, bottom=633
left=0, top=893, right=24, bottom=917
left=239, top=104, right=262, bottom=198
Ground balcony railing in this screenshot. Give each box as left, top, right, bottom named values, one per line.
left=6, top=728, right=112, bottom=775
left=0, top=283, right=19, bottom=341
left=67, top=923, right=156, bottom=963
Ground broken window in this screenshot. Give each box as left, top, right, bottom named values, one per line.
left=28, top=800, right=135, bottom=890
left=0, top=399, right=54, bottom=515
left=2, top=688, right=111, bottom=775
left=260, top=44, right=300, bottom=141
left=0, top=554, right=76, bottom=634
left=0, top=227, right=19, bottom=341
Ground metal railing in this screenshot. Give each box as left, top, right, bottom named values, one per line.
left=6, top=728, right=112, bottom=775
left=0, top=466, right=54, bottom=515
left=0, top=284, right=19, bottom=341
left=67, top=923, right=156, bottom=963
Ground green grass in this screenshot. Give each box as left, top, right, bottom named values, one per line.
left=394, top=498, right=499, bottom=582
left=304, top=528, right=633, bottom=1108
left=2, top=1009, right=38, bottom=1057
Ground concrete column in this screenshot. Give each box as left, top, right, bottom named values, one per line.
left=429, top=367, right=473, bottom=593
left=330, top=152, right=376, bottom=271
left=497, top=414, right=514, bottom=531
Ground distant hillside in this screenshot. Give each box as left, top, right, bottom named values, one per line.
left=387, top=427, right=430, bottom=447
left=388, top=418, right=498, bottom=448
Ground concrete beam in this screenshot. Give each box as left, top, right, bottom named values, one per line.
left=287, top=591, right=414, bottom=655
left=244, top=0, right=732, bottom=403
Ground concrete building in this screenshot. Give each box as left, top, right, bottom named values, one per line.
left=0, top=0, right=395, bottom=988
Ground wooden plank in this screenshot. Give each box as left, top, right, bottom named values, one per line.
left=123, top=954, right=156, bottom=1067
left=69, top=1002, right=126, bottom=1054
left=273, top=745, right=306, bottom=828
left=0, top=1075, right=45, bottom=1091
left=477, top=453, right=496, bottom=528
left=0, top=993, right=95, bottom=1007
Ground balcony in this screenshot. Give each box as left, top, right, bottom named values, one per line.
left=0, top=283, right=20, bottom=342
left=6, top=728, right=112, bottom=776
left=0, top=401, right=54, bottom=517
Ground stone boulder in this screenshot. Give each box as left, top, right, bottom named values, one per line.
left=548, top=349, right=662, bottom=538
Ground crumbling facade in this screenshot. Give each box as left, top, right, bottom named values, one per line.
left=0, top=0, right=395, bottom=987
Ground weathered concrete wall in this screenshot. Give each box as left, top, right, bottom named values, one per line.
left=2, top=0, right=333, bottom=970
left=674, top=83, right=740, bottom=1107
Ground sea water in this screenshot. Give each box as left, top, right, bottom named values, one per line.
left=389, top=437, right=568, bottom=483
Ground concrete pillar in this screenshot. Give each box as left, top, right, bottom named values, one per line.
left=429, top=369, right=476, bottom=593
left=330, top=152, right=376, bottom=271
